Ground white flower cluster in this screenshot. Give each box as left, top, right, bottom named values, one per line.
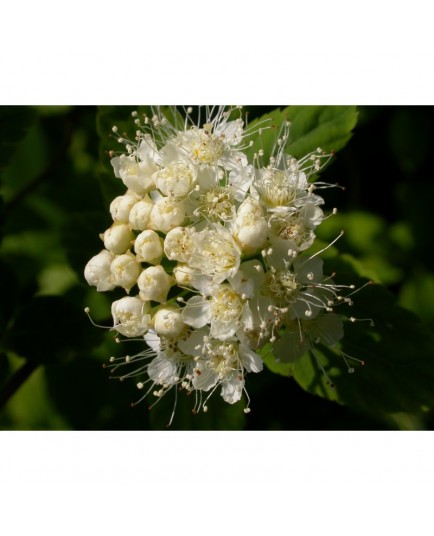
left=84, top=106, right=361, bottom=420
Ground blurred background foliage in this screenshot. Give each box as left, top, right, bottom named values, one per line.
left=0, top=105, right=433, bottom=430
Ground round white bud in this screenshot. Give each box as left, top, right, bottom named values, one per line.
left=111, top=296, right=151, bottom=337
left=233, top=198, right=268, bottom=255
left=137, top=265, right=173, bottom=303
left=110, top=194, right=138, bottom=223
left=110, top=252, right=141, bottom=292
left=128, top=197, right=154, bottom=231
left=134, top=230, right=164, bottom=264
left=84, top=249, right=116, bottom=291
left=102, top=223, right=133, bottom=255
left=153, top=305, right=185, bottom=338
left=148, top=197, right=186, bottom=233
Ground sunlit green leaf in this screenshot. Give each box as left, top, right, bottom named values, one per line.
left=246, top=105, right=358, bottom=162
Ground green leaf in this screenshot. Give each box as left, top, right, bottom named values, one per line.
left=246, top=105, right=358, bottom=162
left=399, top=271, right=434, bottom=327
left=261, top=342, right=295, bottom=377
left=264, top=254, right=434, bottom=425
left=0, top=106, right=36, bottom=174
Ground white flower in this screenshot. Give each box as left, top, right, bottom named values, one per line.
left=182, top=282, right=253, bottom=341
left=252, top=166, right=313, bottom=213
left=134, top=230, right=164, bottom=264
left=181, top=332, right=263, bottom=404
left=111, top=154, right=158, bottom=195
left=143, top=330, right=195, bottom=388
left=111, top=296, right=151, bottom=337
left=84, top=249, right=116, bottom=291
left=102, top=222, right=133, bottom=255
left=188, top=224, right=241, bottom=284
left=137, top=265, right=173, bottom=303
left=187, top=182, right=237, bottom=223
left=270, top=204, right=324, bottom=252
left=175, top=121, right=244, bottom=170
left=265, top=255, right=325, bottom=319
left=110, top=251, right=141, bottom=292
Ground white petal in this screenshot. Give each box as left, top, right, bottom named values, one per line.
left=192, top=362, right=218, bottom=391
left=144, top=329, right=161, bottom=352
left=221, top=376, right=243, bottom=404
left=239, top=344, right=263, bottom=373
left=178, top=327, right=209, bottom=355
left=147, top=355, right=178, bottom=385
left=210, top=318, right=238, bottom=340
left=181, top=296, right=210, bottom=328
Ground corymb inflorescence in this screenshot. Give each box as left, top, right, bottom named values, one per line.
left=84, top=106, right=369, bottom=425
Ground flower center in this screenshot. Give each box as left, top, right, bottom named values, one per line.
left=204, top=341, right=239, bottom=378
left=196, top=186, right=234, bottom=222
left=266, top=270, right=300, bottom=303
left=190, top=125, right=225, bottom=165
left=210, top=286, right=243, bottom=323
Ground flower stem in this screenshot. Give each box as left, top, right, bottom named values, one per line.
left=0, top=360, right=39, bottom=413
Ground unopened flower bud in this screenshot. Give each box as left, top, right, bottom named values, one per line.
left=233, top=198, right=268, bottom=254
left=84, top=249, right=116, bottom=291
left=110, top=194, right=139, bottom=222
left=153, top=305, right=186, bottom=338
left=128, top=197, right=154, bottom=231
left=102, top=222, right=133, bottom=255
left=110, top=251, right=141, bottom=292
left=134, top=230, right=164, bottom=264
left=137, top=265, right=173, bottom=303
left=148, top=196, right=186, bottom=233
